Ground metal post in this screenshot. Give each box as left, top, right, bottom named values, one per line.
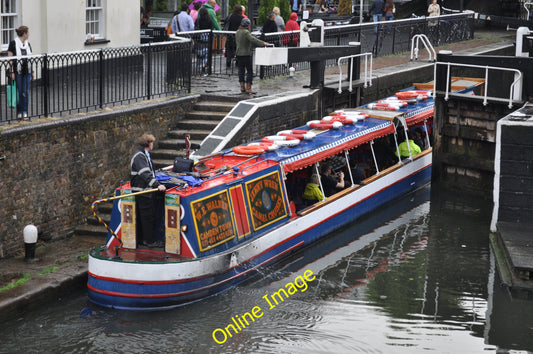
left=315, top=163, right=326, bottom=201
left=393, top=132, right=401, bottom=163
left=370, top=140, right=380, bottom=174
left=99, top=49, right=104, bottom=108
left=207, top=30, right=213, bottom=75
left=344, top=150, right=355, bottom=186
left=424, top=120, right=431, bottom=148
left=359, top=0, right=363, bottom=24
left=42, top=54, right=49, bottom=117
left=146, top=43, right=152, bottom=100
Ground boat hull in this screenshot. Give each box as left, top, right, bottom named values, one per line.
left=88, top=154, right=431, bottom=310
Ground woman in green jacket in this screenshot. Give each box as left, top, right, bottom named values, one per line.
left=235, top=18, right=269, bottom=94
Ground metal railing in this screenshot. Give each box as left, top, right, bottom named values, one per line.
left=0, top=12, right=474, bottom=124
left=205, top=12, right=474, bottom=79
left=337, top=52, right=373, bottom=93
left=0, top=40, right=191, bottom=124
left=410, top=34, right=436, bottom=61
left=434, top=62, right=523, bottom=108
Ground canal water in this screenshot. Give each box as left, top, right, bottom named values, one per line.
left=1, top=184, right=532, bottom=353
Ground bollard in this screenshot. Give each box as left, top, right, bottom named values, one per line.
left=23, top=224, right=38, bottom=262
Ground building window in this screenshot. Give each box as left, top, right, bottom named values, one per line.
left=1, top=0, right=18, bottom=51
left=86, top=0, right=104, bottom=39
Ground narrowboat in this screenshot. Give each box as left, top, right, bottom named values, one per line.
left=87, top=81, right=478, bottom=310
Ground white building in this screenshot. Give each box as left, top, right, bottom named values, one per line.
left=1, top=0, right=140, bottom=55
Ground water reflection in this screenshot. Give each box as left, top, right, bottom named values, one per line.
left=0, top=184, right=532, bottom=353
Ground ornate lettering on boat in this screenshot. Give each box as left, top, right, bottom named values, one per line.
left=191, top=190, right=236, bottom=252
left=245, top=171, right=287, bottom=231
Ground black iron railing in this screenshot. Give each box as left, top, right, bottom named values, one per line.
left=0, top=40, right=191, bottom=125
left=0, top=12, right=473, bottom=125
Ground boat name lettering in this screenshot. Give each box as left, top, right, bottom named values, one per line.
left=212, top=270, right=316, bottom=345
left=246, top=172, right=287, bottom=230
left=249, top=180, right=264, bottom=201
left=192, top=191, right=236, bottom=252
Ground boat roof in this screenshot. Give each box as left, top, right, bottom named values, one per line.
left=225, top=92, right=434, bottom=173
left=261, top=118, right=395, bottom=173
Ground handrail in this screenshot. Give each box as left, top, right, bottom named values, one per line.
left=337, top=52, right=373, bottom=93
left=91, top=186, right=184, bottom=248
left=434, top=62, right=523, bottom=108
left=524, top=2, right=533, bottom=20
left=90, top=188, right=159, bottom=248
left=410, top=34, right=436, bottom=61
left=361, top=163, right=402, bottom=185
left=297, top=185, right=360, bottom=216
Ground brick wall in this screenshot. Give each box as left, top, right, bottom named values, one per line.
left=0, top=96, right=198, bottom=258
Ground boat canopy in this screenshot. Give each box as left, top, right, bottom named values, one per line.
left=245, top=118, right=395, bottom=173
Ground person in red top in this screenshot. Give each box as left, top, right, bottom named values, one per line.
left=284, top=12, right=300, bottom=47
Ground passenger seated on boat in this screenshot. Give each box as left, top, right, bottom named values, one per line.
left=395, top=132, right=421, bottom=159
left=286, top=167, right=311, bottom=209
left=350, top=161, right=365, bottom=185
left=320, top=162, right=345, bottom=197
left=413, top=127, right=428, bottom=150
left=303, top=173, right=324, bottom=204
left=373, top=136, right=397, bottom=169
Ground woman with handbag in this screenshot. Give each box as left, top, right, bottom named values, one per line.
left=8, top=25, right=33, bottom=120
left=235, top=18, right=269, bottom=94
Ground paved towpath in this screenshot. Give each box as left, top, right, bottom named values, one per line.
left=0, top=29, right=515, bottom=319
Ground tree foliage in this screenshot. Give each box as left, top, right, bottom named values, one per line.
left=154, top=0, right=169, bottom=11
left=229, top=0, right=249, bottom=14
left=258, top=0, right=292, bottom=25
left=336, top=0, right=352, bottom=15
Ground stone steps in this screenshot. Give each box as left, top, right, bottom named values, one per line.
left=75, top=201, right=113, bottom=238
left=75, top=96, right=242, bottom=237
left=153, top=97, right=239, bottom=169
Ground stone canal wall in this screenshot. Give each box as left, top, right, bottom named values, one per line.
left=0, top=94, right=321, bottom=259
left=0, top=97, right=198, bottom=258
left=432, top=96, right=515, bottom=196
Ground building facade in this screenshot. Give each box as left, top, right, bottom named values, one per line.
left=1, top=0, right=140, bottom=55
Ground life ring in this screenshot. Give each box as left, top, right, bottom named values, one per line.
left=276, top=138, right=300, bottom=147
left=377, top=99, right=407, bottom=107
left=249, top=142, right=279, bottom=151
left=232, top=145, right=266, bottom=155
left=277, top=130, right=316, bottom=140
left=367, top=103, right=401, bottom=111
left=306, top=120, right=343, bottom=130
left=322, top=115, right=356, bottom=125
left=332, top=111, right=369, bottom=121
left=395, top=90, right=428, bottom=100
left=262, top=135, right=300, bottom=147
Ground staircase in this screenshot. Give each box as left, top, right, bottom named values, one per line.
left=74, top=201, right=113, bottom=238
left=151, top=96, right=239, bottom=169
left=74, top=95, right=241, bottom=238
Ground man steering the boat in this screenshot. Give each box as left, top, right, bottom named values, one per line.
left=130, top=133, right=166, bottom=248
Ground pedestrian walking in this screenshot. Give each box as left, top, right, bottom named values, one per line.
left=273, top=7, right=285, bottom=32
left=172, top=4, right=195, bottom=33
left=203, top=0, right=221, bottom=30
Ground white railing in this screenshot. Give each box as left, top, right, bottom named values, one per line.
left=337, top=52, right=373, bottom=94
left=410, top=34, right=436, bottom=61
left=434, top=62, right=523, bottom=108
